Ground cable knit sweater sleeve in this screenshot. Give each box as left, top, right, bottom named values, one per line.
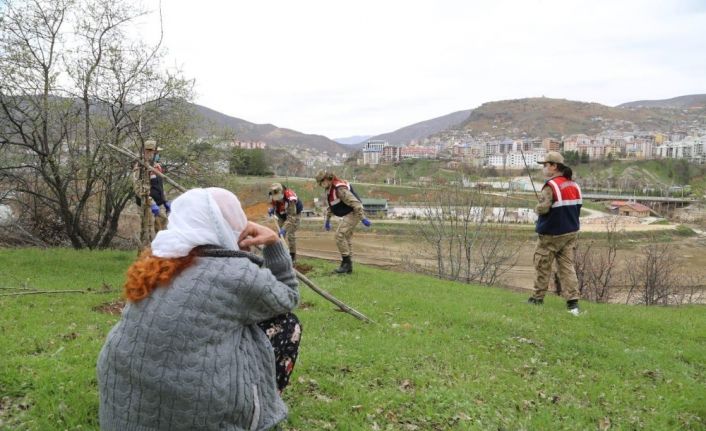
left=216, top=242, right=299, bottom=324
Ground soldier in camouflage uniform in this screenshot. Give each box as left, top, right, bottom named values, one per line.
left=268, top=183, right=302, bottom=263
left=132, top=139, right=170, bottom=242
left=315, top=170, right=371, bottom=274
left=529, top=151, right=582, bottom=316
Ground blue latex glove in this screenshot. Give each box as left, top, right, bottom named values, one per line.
left=324, top=220, right=331, bottom=231
left=164, top=201, right=171, bottom=213
left=362, top=218, right=372, bottom=227
left=268, top=207, right=275, bottom=216
left=279, top=228, right=286, bottom=237
left=150, top=203, right=160, bottom=216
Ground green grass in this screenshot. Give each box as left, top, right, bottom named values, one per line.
left=345, top=159, right=449, bottom=184
left=0, top=249, right=133, bottom=429
left=1, top=249, right=705, bottom=430
left=573, top=159, right=706, bottom=195
left=297, top=219, right=694, bottom=243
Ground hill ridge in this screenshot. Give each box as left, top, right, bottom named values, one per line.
left=190, top=103, right=347, bottom=154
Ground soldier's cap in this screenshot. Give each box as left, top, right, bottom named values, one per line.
left=144, top=140, right=162, bottom=151
left=537, top=151, right=564, bottom=165
left=268, top=183, right=283, bottom=195
left=315, top=170, right=331, bottom=184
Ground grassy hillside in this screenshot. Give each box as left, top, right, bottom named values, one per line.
left=217, top=175, right=539, bottom=210
left=349, top=159, right=470, bottom=184
left=1, top=249, right=704, bottom=430
left=215, top=157, right=706, bottom=210
left=216, top=169, right=444, bottom=207
left=572, top=159, right=706, bottom=195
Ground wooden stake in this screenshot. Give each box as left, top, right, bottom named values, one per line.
left=269, top=215, right=374, bottom=324
left=0, top=290, right=87, bottom=296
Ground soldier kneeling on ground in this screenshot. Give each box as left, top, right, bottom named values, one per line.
left=268, top=182, right=302, bottom=264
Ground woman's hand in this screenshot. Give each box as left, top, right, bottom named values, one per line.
left=238, top=221, right=279, bottom=251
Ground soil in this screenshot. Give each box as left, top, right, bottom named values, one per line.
left=243, top=202, right=271, bottom=220
left=294, top=229, right=706, bottom=300
left=294, top=263, right=313, bottom=274
left=116, top=202, right=703, bottom=303
left=93, top=300, right=126, bottom=315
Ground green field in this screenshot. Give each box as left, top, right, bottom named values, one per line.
left=1, top=248, right=704, bottom=430
left=204, top=157, right=706, bottom=211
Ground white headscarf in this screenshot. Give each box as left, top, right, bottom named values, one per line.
left=151, top=188, right=248, bottom=258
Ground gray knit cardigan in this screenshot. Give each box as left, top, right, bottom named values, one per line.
left=97, top=243, right=299, bottom=431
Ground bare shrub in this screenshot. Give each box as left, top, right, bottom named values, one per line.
left=410, top=184, right=520, bottom=285
left=671, top=274, right=706, bottom=305
left=574, top=217, right=621, bottom=302
left=625, top=241, right=678, bottom=305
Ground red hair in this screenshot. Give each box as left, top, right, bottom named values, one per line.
left=123, top=248, right=197, bottom=302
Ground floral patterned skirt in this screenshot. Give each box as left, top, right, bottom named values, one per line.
left=258, top=313, right=302, bottom=393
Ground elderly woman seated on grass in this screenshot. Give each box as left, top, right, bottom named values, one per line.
left=97, top=187, right=302, bottom=431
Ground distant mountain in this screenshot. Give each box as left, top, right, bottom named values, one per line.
left=334, top=135, right=373, bottom=145
left=618, top=94, right=706, bottom=109
left=456, top=97, right=702, bottom=139
left=191, top=103, right=348, bottom=154
left=368, top=109, right=473, bottom=146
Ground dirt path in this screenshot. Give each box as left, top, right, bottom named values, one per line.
left=247, top=205, right=698, bottom=294
left=296, top=231, right=538, bottom=291
left=296, top=232, right=402, bottom=268
left=295, top=230, right=706, bottom=295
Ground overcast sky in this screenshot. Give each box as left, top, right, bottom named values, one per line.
left=139, top=0, right=706, bottom=139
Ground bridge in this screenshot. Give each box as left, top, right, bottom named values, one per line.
left=581, top=193, right=697, bottom=204
left=513, top=191, right=697, bottom=204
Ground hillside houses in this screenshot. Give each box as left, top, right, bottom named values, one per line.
left=362, top=141, right=438, bottom=165
left=654, top=135, right=706, bottom=162
left=357, top=129, right=706, bottom=167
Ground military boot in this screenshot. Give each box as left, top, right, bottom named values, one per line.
left=334, top=255, right=353, bottom=274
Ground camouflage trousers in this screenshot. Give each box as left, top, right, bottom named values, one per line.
left=335, top=213, right=360, bottom=257
left=277, top=215, right=300, bottom=254
left=532, top=232, right=580, bottom=301
left=154, top=212, right=167, bottom=234
left=139, top=199, right=168, bottom=243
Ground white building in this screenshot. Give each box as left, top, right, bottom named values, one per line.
left=362, top=140, right=388, bottom=165
left=654, top=135, right=706, bottom=162
left=486, top=149, right=546, bottom=169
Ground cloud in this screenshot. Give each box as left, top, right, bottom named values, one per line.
left=140, top=0, right=706, bottom=137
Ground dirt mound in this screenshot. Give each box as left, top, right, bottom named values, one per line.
left=294, top=262, right=313, bottom=274
left=243, top=202, right=271, bottom=220
left=93, top=300, right=125, bottom=315
left=298, top=300, right=315, bottom=310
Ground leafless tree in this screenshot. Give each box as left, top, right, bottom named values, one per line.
left=574, top=217, right=621, bottom=302
left=625, top=242, right=677, bottom=305
left=670, top=274, right=705, bottom=305
left=412, top=183, right=520, bottom=285
left=0, top=0, right=193, bottom=248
